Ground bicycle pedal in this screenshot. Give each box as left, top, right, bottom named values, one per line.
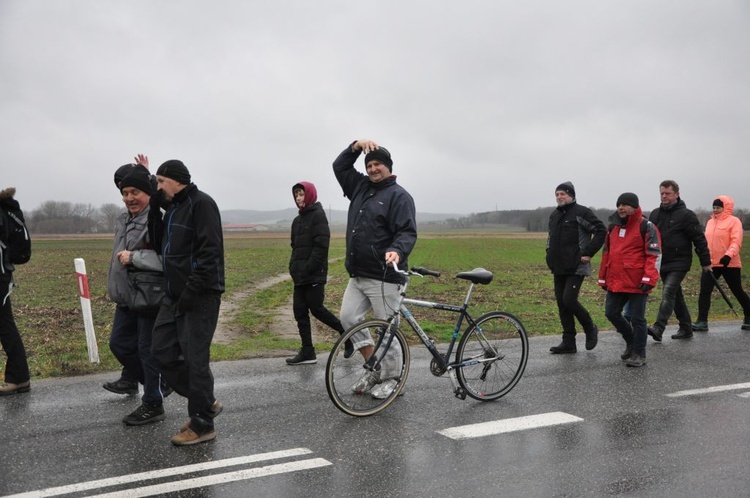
left=454, top=388, right=467, bottom=401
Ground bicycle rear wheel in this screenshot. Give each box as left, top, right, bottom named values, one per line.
left=455, top=311, right=528, bottom=401
left=325, top=319, right=410, bottom=417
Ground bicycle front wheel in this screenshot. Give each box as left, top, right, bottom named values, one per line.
left=455, top=311, right=529, bottom=401
left=325, top=319, right=410, bottom=417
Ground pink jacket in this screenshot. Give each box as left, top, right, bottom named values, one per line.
left=705, top=195, right=743, bottom=268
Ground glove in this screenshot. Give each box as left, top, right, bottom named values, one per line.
left=177, top=287, right=199, bottom=315
left=640, top=283, right=654, bottom=293
left=720, top=255, right=731, bottom=267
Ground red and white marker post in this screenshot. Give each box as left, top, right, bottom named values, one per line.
left=74, top=258, right=100, bottom=363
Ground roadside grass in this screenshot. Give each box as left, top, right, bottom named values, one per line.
left=6, top=233, right=747, bottom=379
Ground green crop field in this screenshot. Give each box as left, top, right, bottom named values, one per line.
left=5, top=233, right=747, bottom=379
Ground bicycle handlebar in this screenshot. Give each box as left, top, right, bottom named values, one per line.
left=389, top=261, right=441, bottom=278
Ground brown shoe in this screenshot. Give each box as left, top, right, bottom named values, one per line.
left=171, top=428, right=216, bottom=446
left=179, top=400, right=223, bottom=432
left=0, top=380, right=31, bottom=396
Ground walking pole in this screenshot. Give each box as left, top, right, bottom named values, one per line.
left=709, top=271, right=739, bottom=317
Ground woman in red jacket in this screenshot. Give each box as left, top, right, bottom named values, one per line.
left=598, top=193, right=662, bottom=367
left=693, top=196, right=750, bottom=331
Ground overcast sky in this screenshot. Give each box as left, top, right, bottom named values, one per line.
left=2, top=0, right=748, bottom=216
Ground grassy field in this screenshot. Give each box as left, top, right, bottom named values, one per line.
left=6, top=233, right=748, bottom=379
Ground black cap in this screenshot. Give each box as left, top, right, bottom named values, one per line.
left=364, top=147, right=393, bottom=172
left=119, top=165, right=153, bottom=195
left=555, top=181, right=575, bottom=198
left=616, top=192, right=639, bottom=208
left=156, top=160, right=191, bottom=184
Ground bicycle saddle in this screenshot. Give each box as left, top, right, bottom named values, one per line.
left=455, top=268, right=494, bottom=285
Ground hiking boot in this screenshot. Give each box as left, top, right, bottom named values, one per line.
left=286, top=347, right=317, bottom=365
left=370, top=379, right=405, bottom=399
left=344, top=339, right=355, bottom=359
left=350, top=369, right=381, bottom=394
left=585, top=325, right=599, bottom=351
left=549, top=342, right=577, bottom=354
left=103, top=379, right=138, bottom=395
left=0, top=380, right=30, bottom=396
left=122, top=403, right=165, bottom=426
left=620, top=343, right=633, bottom=361
left=741, top=318, right=750, bottom=331
left=691, top=321, right=709, bottom=332
left=171, top=428, right=216, bottom=446
left=161, top=379, right=173, bottom=398
left=179, top=400, right=223, bottom=432
left=647, top=326, right=663, bottom=342
left=625, top=354, right=647, bottom=367
left=671, top=329, right=693, bottom=340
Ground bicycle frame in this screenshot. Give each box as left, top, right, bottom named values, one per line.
left=367, top=275, right=490, bottom=397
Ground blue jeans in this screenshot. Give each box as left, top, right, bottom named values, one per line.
left=109, top=306, right=164, bottom=406
left=605, top=292, right=648, bottom=357
left=653, top=270, right=690, bottom=332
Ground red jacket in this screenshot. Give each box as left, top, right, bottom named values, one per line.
left=598, top=207, right=662, bottom=294
left=705, top=195, right=744, bottom=268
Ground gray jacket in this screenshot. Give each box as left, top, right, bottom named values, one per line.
left=107, top=207, right=163, bottom=305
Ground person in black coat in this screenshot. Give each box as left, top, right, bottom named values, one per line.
left=546, top=182, right=606, bottom=354
left=286, top=181, right=347, bottom=365
left=647, top=180, right=711, bottom=341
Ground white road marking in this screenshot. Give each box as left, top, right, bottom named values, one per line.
left=5, top=448, right=317, bottom=498
left=665, top=382, right=750, bottom=398
left=736, top=392, right=750, bottom=398
left=437, top=411, right=583, bottom=440
left=93, top=458, right=333, bottom=498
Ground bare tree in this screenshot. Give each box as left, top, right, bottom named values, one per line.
left=100, top=203, right=124, bottom=232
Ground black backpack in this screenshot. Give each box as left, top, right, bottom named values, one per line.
left=0, top=188, right=32, bottom=266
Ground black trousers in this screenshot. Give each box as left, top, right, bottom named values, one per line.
left=697, top=267, right=750, bottom=321
left=151, top=294, right=220, bottom=431
left=0, top=280, right=30, bottom=384
left=553, top=274, right=595, bottom=338
left=293, top=283, right=345, bottom=349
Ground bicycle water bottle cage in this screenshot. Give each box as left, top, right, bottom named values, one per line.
left=456, top=268, right=494, bottom=285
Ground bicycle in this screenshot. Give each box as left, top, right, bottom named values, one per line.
left=325, top=264, right=529, bottom=417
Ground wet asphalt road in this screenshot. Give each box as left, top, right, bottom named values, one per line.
left=2, top=321, right=750, bottom=497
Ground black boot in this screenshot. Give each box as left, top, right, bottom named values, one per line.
left=585, top=325, right=599, bottom=351
left=286, top=346, right=317, bottom=365
left=621, top=343, right=633, bottom=360
left=550, top=337, right=577, bottom=354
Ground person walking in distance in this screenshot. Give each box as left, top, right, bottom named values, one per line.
left=599, top=193, right=662, bottom=367
left=286, top=181, right=350, bottom=365
left=546, top=182, right=607, bottom=354
left=333, top=139, right=417, bottom=400
left=148, top=159, right=225, bottom=446
left=647, top=180, right=711, bottom=341
left=692, top=196, right=750, bottom=332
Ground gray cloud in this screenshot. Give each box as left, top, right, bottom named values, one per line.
left=1, top=0, right=748, bottom=216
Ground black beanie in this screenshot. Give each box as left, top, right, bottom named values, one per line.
left=114, top=164, right=135, bottom=189
left=555, top=181, right=575, bottom=198
left=364, top=147, right=393, bottom=172
left=616, top=192, right=639, bottom=208
left=713, top=198, right=724, bottom=208
left=119, top=165, right=153, bottom=195
left=156, top=159, right=191, bottom=185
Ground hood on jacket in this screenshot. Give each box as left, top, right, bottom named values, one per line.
left=293, top=181, right=317, bottom=212
left=713, top=195, right=734, bottom=221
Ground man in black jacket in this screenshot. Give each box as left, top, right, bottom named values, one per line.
left=149, top=160, right=225, bottom=446
left=647, top=180, right=711, bottom=341
left=333, top=139, right=417, bottom=400
left=546, top=182, right=606, bottom=354
left=286, top=181, right=347, bottom=365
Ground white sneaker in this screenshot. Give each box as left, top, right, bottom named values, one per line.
left=350, top=370, right=381, bottom=394
left=370, top=379, right=404, bottom=399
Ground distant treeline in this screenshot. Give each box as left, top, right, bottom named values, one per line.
left=23, top=201, right=749, bottom=234
left=442, top=206, right=749, bottom=232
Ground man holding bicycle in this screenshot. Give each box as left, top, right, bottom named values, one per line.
left=333, top=139, right=417, bottom=399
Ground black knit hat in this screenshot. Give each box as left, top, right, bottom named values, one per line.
left=364, top=147, right=393, bottom=172
left=114, top=164, right=135, bottom=189
left=616, top=192, right=639, bottom=208
left=555, top=181, right=575, bottom=198
left=713, top=198, right=724, bottom=208
left=156, top=159, right=191, bottom=185
left=119, top=165, right=153, bottom=195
